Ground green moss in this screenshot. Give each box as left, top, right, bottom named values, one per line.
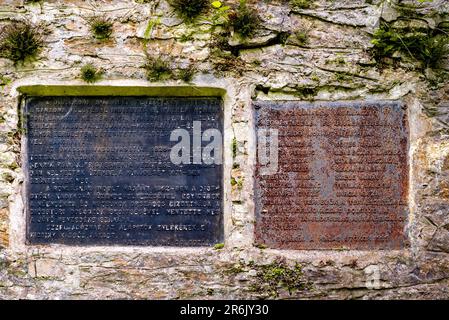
left=214, top=243, right=225, bottom=250
left=1, top=172, right=15, bottom=183
left=179, top=33, right=194, bottom=42
left=8, top=162, right=19, bottom=170
left=228, top=0, right=260, bottom=39
left=371, top=20, right=449, bottom=69
left=295, top=29, right=309, bottom=46
left=231, top=137, right=237, bottom=158
left=80, top=64, right=102, bottom=83
left=225, top=259, right=310, bottom=298
left=290, top=0, right=312, bottom=9
left=231, top=177, right=243, bottom=189
left=237, top=179, right=243, bottom=189
left=294, top=86, right=318, bottom=99
left=310, top=72, right=320, bottom=82
left=144, top=56, right=173, bottom=81
left=394, top=1, right=430, bottom=18
left=88, top=16, right=113, bottom=40
left=17, top=85, right=226, bottom=97
left=0, top=259, right=9, bottom=270
left=334, top=71, right=353, bottom=82
left=0, top=75, right=11, bottom=90
left=335, top=56, right=346, bottom=65
left=0, top=21, right=44, bottom=64
left=251, top=260, right=308, bottom=298
left=177, top=64, right=197, bottom=82
left=225, top=263, right=245, bottom=275
left=426, top=70, right=449, bottom=89
left=143, top=18, right=160, bottom=43
left=169, top=0, right=209, bottom=22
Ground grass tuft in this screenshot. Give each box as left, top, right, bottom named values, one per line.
left=177, top=64, right=197, bottom=82
left=88, top=16, right=113, bottom=40
left=371, top=21, right=449, bottom=69
left=169, top=0, right=209, bottom=22
left=144, top=56, right=173, bottom=81
left=80, top=64, right=102, bottom=83
left=0, top=21, right=43, bottom=64
left=228, top=0, right=260, bottom=39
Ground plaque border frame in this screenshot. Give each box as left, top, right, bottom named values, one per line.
left=11, top=83, right=234, bottom=251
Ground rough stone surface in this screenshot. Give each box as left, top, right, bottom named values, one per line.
left=0, top=0, right=448, bottom=299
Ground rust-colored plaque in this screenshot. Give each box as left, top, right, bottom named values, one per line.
left=254, top=101, right=409, bottom=250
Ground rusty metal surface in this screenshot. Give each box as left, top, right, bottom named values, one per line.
left=254, top=101, right=409, bottom=250
left=25, top=96, right=223, bottom=246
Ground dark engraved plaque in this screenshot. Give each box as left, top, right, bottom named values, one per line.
left=254, top=101, right=409, bottom=250
left=25, top=96, right=223, bottom=246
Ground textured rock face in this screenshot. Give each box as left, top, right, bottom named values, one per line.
left=0, top=0, right=449, bottom=299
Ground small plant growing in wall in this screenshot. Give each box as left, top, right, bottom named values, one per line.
left=371, top=20, right=449, bottom=69
left=295, top=29, right=310, bottom=46
left=169, top=0, right=209, bottom=22
left=80, top=64, right=102, bottom=83
left=231, top=137, right=237, bottom=158
left=228, top=0, right=260, bottom=39
left=0, top=75, right=12, bottom=90
left=177, top=64, right=197, bottom=82
left=293, top=21, right=314, bottom=47
left=290, top=0, right=312, bottom=9
left=88, top=16, right=113, bottom=40
left=210, top=1, right=231, bottom=30
left=0, top=21, right=44, bottom=65
left=144, top=56, right=173, bottom=81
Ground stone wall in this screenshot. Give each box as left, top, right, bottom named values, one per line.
left=1, top=0, right=449, bottom=299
